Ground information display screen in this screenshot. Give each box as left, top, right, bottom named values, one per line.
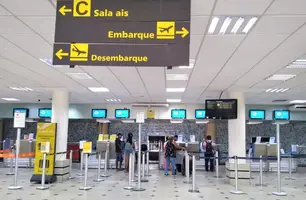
left=115, top=109, right=130, bottom=118
left=249, top=110, right=265, bottom=120
left=39, top=108, right=52, bottom=118
left=205, top=99, right=238, bottom=119
left=273, top=110, right=290, bottom=120
left=195, top=109, right=206, bottom=119
left=92, top=109, right=107, bottom=118
left=171, top=109, right=186, bottom=119
left=13, top=108, right=29, bottom=118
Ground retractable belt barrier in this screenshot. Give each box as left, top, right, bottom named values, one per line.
left=94, top=151, right=105, bottom=183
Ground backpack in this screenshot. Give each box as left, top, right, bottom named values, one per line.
left=206, top=141, right=213, bottom=153
left=165, top=142, right=175, bottom=157
left=124, top=142, right=133, bottom=154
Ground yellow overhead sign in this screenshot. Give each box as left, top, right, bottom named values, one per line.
left=156, top=21, right=175, bottom=39
left=70, top=43, right=89, bottom=61
left=73, top=0, right=91, bottom=17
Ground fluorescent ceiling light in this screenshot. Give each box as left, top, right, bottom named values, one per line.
left=106, top=99, right=121, bottom=102
left=170, top=119, right=184, bottom=124
left=208, top=17, right=219, bottom=34
left=242, top=17, right=258, bottom=33
left=266, top=74, right=296, bottom=81
left=196, top=120, right=209, bottom=124
left=289, top=100, right=306, bottom=104
left=166, top=99, right=182, bottom=103
left=88, top=87, right=109, bottom=92
left=286, top=57, right=306, bottom=68
left=265, top=88, right=289, bottom=93
left=231, top=17, right=244, bottom=34
left=219, top=17, right=232, bottom=34
left=122, top=119, right=135, bottom=123
left=166, top=88, right=185, bottom=93
left=1, top=98, right=20, bottom=101
left=247, top=121, right=263, bottom=125
left=166, top=74, right=189, bottom=81
left=9, top=87, right=34, bottom=92
left=66, top=73, right=93, bottom=80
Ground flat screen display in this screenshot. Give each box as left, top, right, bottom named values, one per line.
left=13, top=108, right=29, bottom=118
left=171, top=109, right=186, bottom=119
left=115, top=109, right=130, bottom=118
left=273, top=110, right=290, bottom=120
left=92, top=109, right=107, bottom=118
left=39, top=108, right=52, bottom=118
left=205, top=99, right=238, bottom=119
left=249, top=110, right=265, bottom=120
left=195, top=109, right=206, bottom=119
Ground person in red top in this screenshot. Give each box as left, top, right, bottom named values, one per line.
left=202, top=135, right=216, bottom=172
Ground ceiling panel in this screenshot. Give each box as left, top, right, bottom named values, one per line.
left=214, top=0, right=273, bottom=15
left=20, top=16, right=55, bottom=34
left=191, top=0, right=215, bottom=16
left=252, top=16, right=306, bottom=35
left=166, top=80, right=188, bottom=88
left=190, top=34, right=204, bottom=59
left=267, top=0, right=306, bottom=15
left=0, top=0, right=56, bottom=16
left=137, top=67, right=165, bottom=95
left=0, top=16, right=33, bottom=34
left=251, top=80, right=282, bottom=89
left=188, top=35, right=245, bottom=89
left=191, top=16, right=209, bottom=35
left=0, top=5, right=11, bottom=15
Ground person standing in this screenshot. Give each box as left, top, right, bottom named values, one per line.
left=115, top=133, right=124, bottom=171
left=124, top=133, right=134, bottom=172
left=202, top=135, right=216, bottom=172
left=164, top=136, right=184, bottom=176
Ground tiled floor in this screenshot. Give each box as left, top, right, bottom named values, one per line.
left=0, top=166, right=306, bottom=200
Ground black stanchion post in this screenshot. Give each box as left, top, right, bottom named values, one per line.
left=230, top=156, right=244, bottom=195
left=36, top=153, right=49, bottom=190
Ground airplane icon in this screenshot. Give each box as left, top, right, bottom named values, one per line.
left=159, top=25, right=173, bottom=33
left=72, top=45, right=87, bottom=56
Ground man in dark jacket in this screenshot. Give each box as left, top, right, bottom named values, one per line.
left=115, top=133, right=124, bottom=171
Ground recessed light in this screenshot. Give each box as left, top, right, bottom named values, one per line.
left=106, top=99, right=121, bottom=102
left=166, top=99, right=182, bottom=103
left=88, top=87, right=109, bottom=92
left=242, top=17, right=258, bottom=33
left=9, top=87, right=34, bottom=91
left=208, top=17, right=219, bottom=34
left=166, top=74, right=189, bottom=81
left=1, top=98, right=20, bottom=101
left=219, top=17, right=232, bottom=34
left=66, top=73, right=93, bottom=80
left=289, top=100, right=306, bottom=104
left=231, top=17, right=245, bottom=34
left=166, top=88, right=185, bottom=92
left=266, top=74, right=296, bottom=81
left=265, top=88, right=289, bottom=93
left=286, top=56, right=306, bottom=68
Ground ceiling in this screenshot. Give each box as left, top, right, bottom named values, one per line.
left=1, top=0, right=306, bottom=104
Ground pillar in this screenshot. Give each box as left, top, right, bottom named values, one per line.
left=51, top=90, right=69, bottom=159
left=206, top=122, right=216, bottom=141
left=228, top=92, right=246, bottom=160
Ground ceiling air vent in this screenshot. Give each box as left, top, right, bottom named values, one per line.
left=132, top=103, right=169, bottom=108
left=289, top=105, right=306, bottom=111
left=272, top=99, right=288, bottom=103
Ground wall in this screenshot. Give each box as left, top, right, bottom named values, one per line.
left=0, top=103, right=306, bottom=120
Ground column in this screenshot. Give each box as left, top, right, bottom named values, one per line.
left=51, top=90, right=69, bottom=160
left=206, top=122, right=216, bottom=141
left=228, top=92, right=246, bottom=161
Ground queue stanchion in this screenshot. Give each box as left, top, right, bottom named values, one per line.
left=8, top=128, right=22, bottom=190
left=68, top=150, right=75, bottom=179
left=255, top=155, right=267, bottom=188
left=272, top=124, right=287, bottom=196
left=214, top=151, right=221, bottom=178
left=286, top=155, right=295, bottom=180
left=188, top=154, right=199, bottom=193
left=101, top=142, right=111, bottom=177
left=94, top=151, right=104, bottom=182
left=132, top=151, right=137, bottom=182
left=146, top=140, right=151, bottom=177
left=132, top=122, right=145, bottom=192
left=36, top=152, right=49, bottom=190
left=183, top=150, right=191, bottom=184
left=77, top=150, right=84, bottom=177
left=141, top=152, right=148, bottom=182
left=6, top=151, right=14, bottom=175
left=79, top=153, right=92, bottom=190
left=230, top=156, right=244, bottom=195
left=124, top=152, right=134, bottom=190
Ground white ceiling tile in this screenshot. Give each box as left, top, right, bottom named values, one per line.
left=20, top=16, right=55, bottom=34
left=191, top=0, right=215, bottom=16
left=0, top=0, right=56, bottom=16
left=191, top=16, right=209, bottom=35
left=190, top=34, right=204, bottom=59
left=0, top=5, right=11, bottom=15
left=267, top=0, right=306, bottom=15
left=214, top=0, right=273, bottom=15
left=0, top=16, right=33, bottom=34
left=166, top=80, right=188, bottom=88
left=137, top=67, right=165, bottom=96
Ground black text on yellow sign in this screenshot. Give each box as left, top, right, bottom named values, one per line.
left=59, top=0, right=129, bottom=18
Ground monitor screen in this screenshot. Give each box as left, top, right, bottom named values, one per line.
left=249, top=110, right=265, bottom=120
left=273, top=110, right=290, bottom=120
left=13, top=108, right=29, bottom=118
left=39, top=108, right=52, bottom=118
left=205, top=99, right=238, bottom=119
left=195, top=109, right=206, bottom=119
left=171, top=109, right=186, bottom=119
left=92, top=109, right=107, bottom=118
left=115, top=109, right=130, bottom=118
